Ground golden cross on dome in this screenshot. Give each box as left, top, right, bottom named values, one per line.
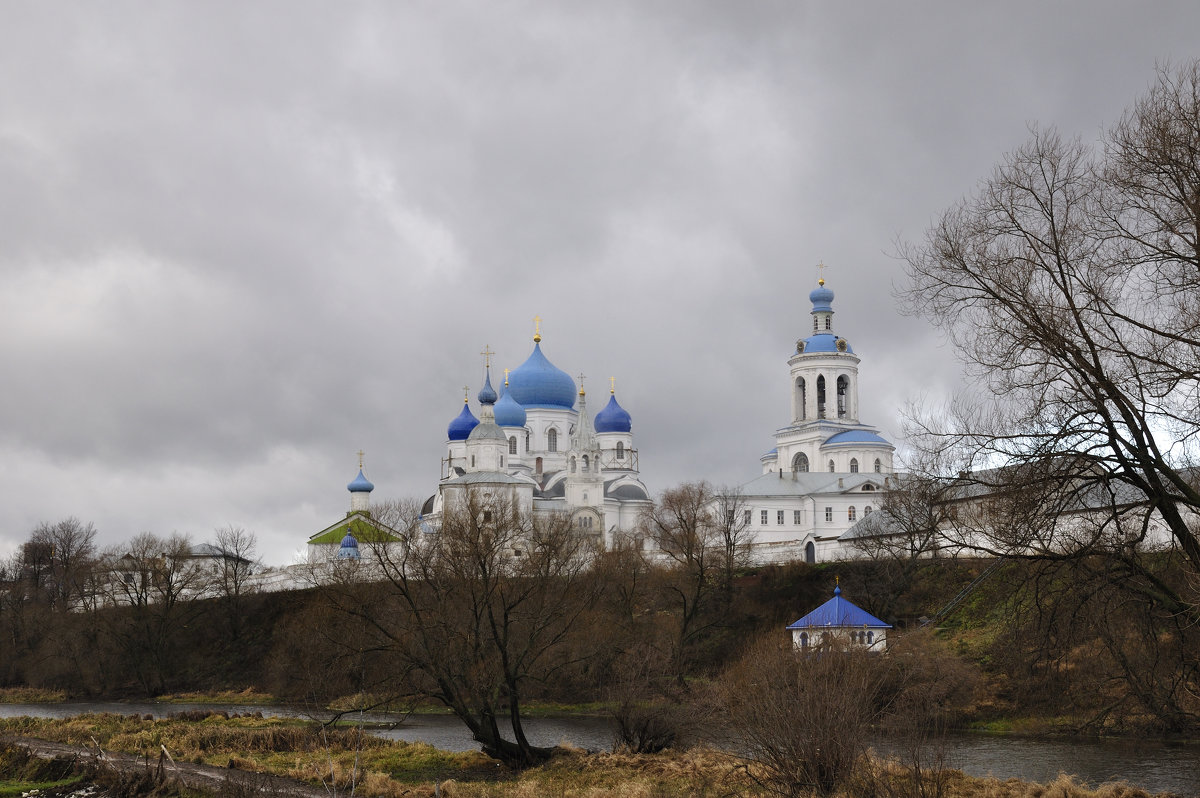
left=533, top=315, right=542, bottom=343
left=357, top=449, right=365, bottom=469
left=817, top=260, right=826, bottom=286
left=463, top=385, right=470, bottom=403
left=610, top=376, right=616, bottom=394
left=577, top=372, right=586, bottom=395
left=503, top=367, right=511, bottom=385
left=480, top=345, right=495, bottom=368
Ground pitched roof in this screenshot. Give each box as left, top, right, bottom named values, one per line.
left=786, top=586, right=892, bottom=629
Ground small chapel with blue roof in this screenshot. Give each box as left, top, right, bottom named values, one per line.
left=787, top=584, right=892, bottom=652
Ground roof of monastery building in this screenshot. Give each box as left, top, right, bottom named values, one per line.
left=786, top=586, right=892, bottom=630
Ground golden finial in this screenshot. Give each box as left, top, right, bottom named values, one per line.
left=463, top=385, right=470, bottom=403
left=503, top=367, right=511, bottom=386
left=609, top=376, right=616, bottom=394
left=577, top=372, right=586, bottom=396
left=480, top=345, right=495, bottom=368
left=533, top=315, right=542, bottom=343
left=357, top=449, right=365, bottom=469
left=817, top=260, right=826, bottom=287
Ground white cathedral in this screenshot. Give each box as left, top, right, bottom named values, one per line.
left=420, top=323, right=653, bottom=549
left=311, top=277, right=896, bottom=564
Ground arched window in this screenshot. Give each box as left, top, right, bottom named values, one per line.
left=817, top=375, right=826, bottom=418
left=867, top=631, right=874, bottom=644
left=535, top=456, right=543, bottom=473
left=616, top=441, right=625, bottom=460
left=526, top=429, right=531, bottom=450
left=805, top=541, right=816, bottom=564
left=569, top=457, right=577, bottom=473
left=825, top=317, right=831, bottom=330
left=848, top=506, right=857, bottom=521
left=849, top=458, right=859, bottom=473
left=865, top=505, right=873, bottom=515
left=581, top=454, right=589, bottom=472
left=837, top=375, right=849, bottom=418
left=547, top=428, right=558, bottom=452
left=828, top=459, right=835, bottom=472
left=471, top=455, right=476, bottom=467
left=797, top=377, right=806, bottom=420
left=508, top=437, right=517, bottom=455
left=792, top=452, right=809, bottom=472
left=862, top=484, right=875, bottom=492
left=874, top=458, right=882, bottom=473
left=500, top=455, right=504, bottom=467
left=799, top=631, right=809, bottom=648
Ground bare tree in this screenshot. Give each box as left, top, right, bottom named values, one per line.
left=712, top=486, right=752, bottom=596
left=211, top=525, right=260, bottom=643
left=721, top=634, right=888, bottom=797
left=899, top=61, right=1200, bottom=728
left=322, top=494, right=601, bottom=768
left=641, top=481, right=724, bottom=681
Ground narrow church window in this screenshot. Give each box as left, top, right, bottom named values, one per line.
left=792, top=452, right=809, bottom=472
left=582, top=454, right=589, bottom=472
left=471, top=455, right=476, bottom=467
left=797, top=378, right=806, bottom=420
left=526, top=429, right=531, bottom=450
left=547, top=428, right=558, bottom=452
left=500, top=456, right=504, bottom=467
left=777, top=510, right=784, bottom=525
left=825, top=318, right=831, bottom=330
left=570, top=457, right=576, bottom=473
left=813, top=317, right=818, bottom=332
left=874, top=458, right=882, bottom=473
left=837, top=375, right=848, bottom=418
left=508, top=437, right=517, bottom=455
left=760, top=510, right=768, bottom=525
left=848, top=506, right=857, bottom=521
left=799, top=631, right=809, bottom=648
left=828, top=459, right=835, bottom=472
left=616, top=441, right=624, bottom=460
left=867, top=631, right=874, bottom=644
left=535, top=456, right=543, bottom=473
left=817, top=375, right=826, bottom=418
left=850, top=458, right=859, bottom=473
left=825, top=507, right=833, bottom=522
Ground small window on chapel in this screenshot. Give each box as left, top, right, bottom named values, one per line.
left=825, top=318, right=831, bottom=330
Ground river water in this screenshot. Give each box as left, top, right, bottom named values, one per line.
left=2, top=702, right=1198, bottom=796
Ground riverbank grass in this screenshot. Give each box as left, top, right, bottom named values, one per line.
left=0, top=687, right=67, bottom=704
left=155, top=687, right=279, bottom=705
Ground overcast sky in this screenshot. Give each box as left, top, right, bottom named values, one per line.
left=2, top=2, right=1197, bottom=565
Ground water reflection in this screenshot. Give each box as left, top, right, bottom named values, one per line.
left=2, top=703, right=1198, bottom=796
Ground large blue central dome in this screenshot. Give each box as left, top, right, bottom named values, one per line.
left=506, top=342, right=576, bottom=410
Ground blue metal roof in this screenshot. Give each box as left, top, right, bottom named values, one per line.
left=594, top=393, right=632, bottom=433
left=477, top=368, right=498, bottom=405
left=786, top=586, right=891, bottom=629
left=346, top=468, right=375, bottom=493
left=507, top=342, right=577, bottom=410
left=447, top=402, right=480, bottom=441
left=809, top=284, right=835, bottom=312
left=800, top=333, right=854, bottom=354
left=493, top=385, right=527, bottom=428
left=824, top=429, right=891, bottom=446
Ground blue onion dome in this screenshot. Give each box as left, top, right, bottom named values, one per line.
left=494, top=382, right=527, bottom=427
left=447, top=401, right=480, bottom=441
left=338, top=531, right=360, bottom=559
left=594, top=392, right=632, bottom=433
left=347, top=468, right=375, bottom=493
left=477, top=367, right=498, bottom=405
left=810, top=279, right=834, bottom=312
left=507, top=341, right=577, bottom=409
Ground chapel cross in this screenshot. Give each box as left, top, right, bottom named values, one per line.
left=610, top=376, right=616, bottom=394
left=357, top=449, right=365, bottom=469
left=480, top=345, right=495, bottom=368
left=503, top=367, right=511, bottom=385
left=577, top=372, right=586, bottom=393
left=817, top=260, right=826, bottom=285
left=533, top=315, right=543, bottom=342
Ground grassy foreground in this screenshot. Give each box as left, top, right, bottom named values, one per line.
left=0, top=713, right=1175, bottom=798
